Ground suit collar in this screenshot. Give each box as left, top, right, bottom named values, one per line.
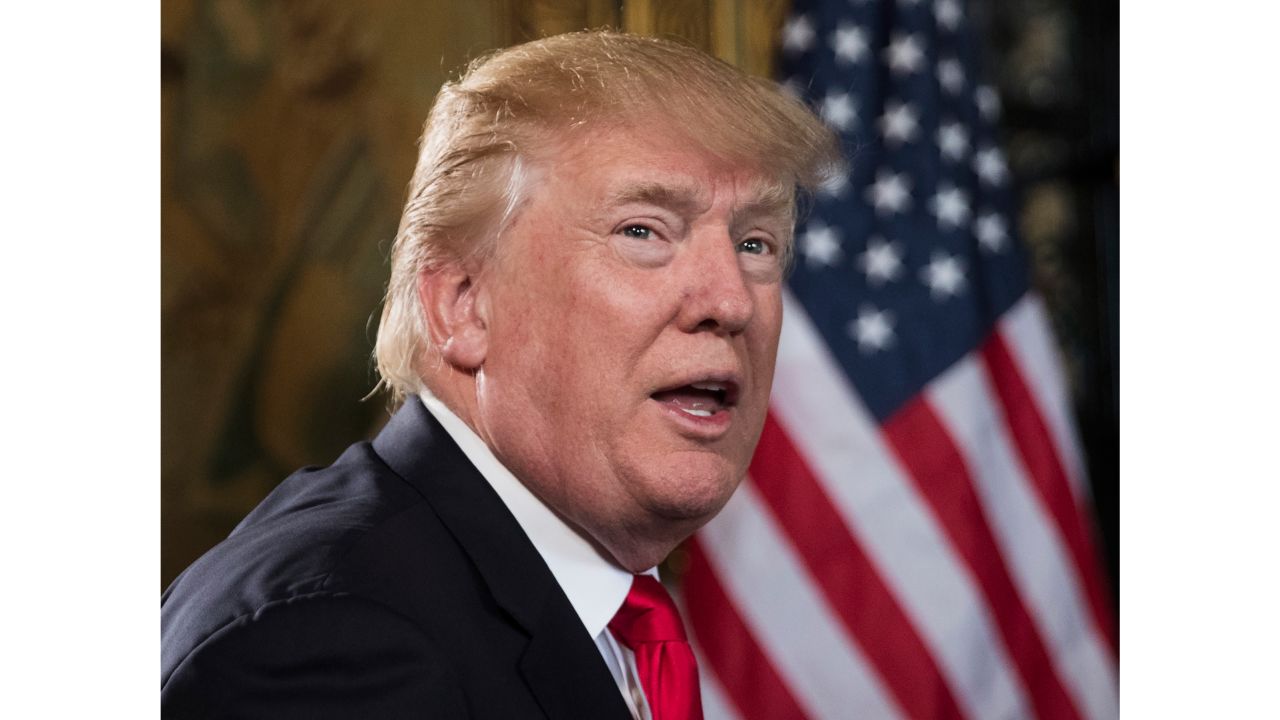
left=372, top=396, right=554, bottom=631
left=416, top=391, right=637, bottom=641
left=372, top=397, right=632, bottom=720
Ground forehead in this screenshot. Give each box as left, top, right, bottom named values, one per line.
left=539, top=124, right=795, bottom=216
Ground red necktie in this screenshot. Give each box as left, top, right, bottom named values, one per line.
left=608, top=575, right=704, bottom=720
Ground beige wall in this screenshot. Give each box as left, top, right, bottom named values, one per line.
left=161, top=0, right=789, bottom=586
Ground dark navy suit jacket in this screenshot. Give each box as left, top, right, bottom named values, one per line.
left=161, top=397, right=633, bottom=719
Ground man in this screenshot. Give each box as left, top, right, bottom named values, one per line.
left=162, top=30, right=838, bottom=719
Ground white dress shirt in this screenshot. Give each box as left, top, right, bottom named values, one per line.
left=419, top=393, right=654, bottom=720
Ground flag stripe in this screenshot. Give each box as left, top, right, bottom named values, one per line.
left=696, top=656, right=747, bottom=720
left=929, top=353, right=1118, bottom=720
left=752, top=413, right=965, bottom=719
left=998, top=296, right=1089, bottom=500
left=882, top=396, right=1084, bottom=720
left=769, top=291, right=1031, bottom=719
left=697, top=482, right=906, bottom=719
left=981, top=329, right=1118, bottom=653
left=684, top=540, right=808, bottom=720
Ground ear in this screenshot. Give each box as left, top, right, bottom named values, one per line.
left=416, top=264, right=489, bottom=371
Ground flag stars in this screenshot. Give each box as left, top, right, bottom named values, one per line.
left=849, top=304, right=896, bottom=354
left=938, top=58, right=965, bottom=95
left=831, top=23, right=869, bottom=65
left=800, top=221, right=844, bottom=267
left=937, top=121, right=969, bottom=161
left=975, top=85, right=1002, bottom=120
left=973, top=146, right=1009, bottom=185
left=935, top=0, right=964, bottom=31
left=930, top=184, right=971, bottom=229
left=885, top=34, right=926, bottom=76
left=867, top=170, right=912, bottom=215
left=879, top=101, right=920, bottom=145
left=858, top=237, right=904, bottom=285
left=782, top=15, right=817, bottom=54
left=974, top=212, right=1009, bottom=252
left=920, top=252, right=968, bottom=299
left=821, top=91, right=859, bottom=131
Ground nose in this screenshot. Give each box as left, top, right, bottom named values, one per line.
left=677, top=230, right=755, bottom=336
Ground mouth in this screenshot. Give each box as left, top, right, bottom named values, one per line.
left=650, top=375, right=741, bottom=433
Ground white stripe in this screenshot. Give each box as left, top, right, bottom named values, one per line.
left=700, top=482, right=905, bottom=720
left=768, top=292, right=1029, bottom=717
left=697, top=661, right=745, bottom=720
left=770, top=290, right=1031, bottom=720
left=928, top=355, right=1119, bottom=720
left=999, top=295, right=1089, bottom=500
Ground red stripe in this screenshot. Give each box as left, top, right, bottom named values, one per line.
left=683, top=538, right=809, bottom=720
left=883, top=397, right=1083, bottom=720
left=981, top=331, right=1118, bottom=653
left=749, top=414, right=965, bottom=720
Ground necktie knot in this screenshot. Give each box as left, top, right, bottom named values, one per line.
left=609, top=575, right=690, bottom=646
left=608, top=575, right=703, bottom=720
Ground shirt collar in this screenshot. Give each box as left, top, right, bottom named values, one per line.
left=419, top=391, right=653, bottom=638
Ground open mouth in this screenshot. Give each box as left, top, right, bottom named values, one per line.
left=651, top=379, right=741, bottom=419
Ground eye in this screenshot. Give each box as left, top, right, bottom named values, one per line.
left=612, top=221, right=675, bottom=267
left=737, top=237, right=772, bottom=255
left=621, top=224, right=655, bottom=240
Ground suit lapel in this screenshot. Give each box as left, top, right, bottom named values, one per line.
left=520, top=596, right=638, bottom=720
left=373, top=398, right=632, bottom=720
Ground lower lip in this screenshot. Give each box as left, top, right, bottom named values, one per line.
left=652, top=399, right=734, bottom=438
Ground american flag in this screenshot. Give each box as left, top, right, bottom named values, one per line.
left=682, top=1, right=1118, bottom=718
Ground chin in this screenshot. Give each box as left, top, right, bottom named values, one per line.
left=633, top=452, right=743, bottom=523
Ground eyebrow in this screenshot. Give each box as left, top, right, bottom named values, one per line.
left=605, top=182, right=706, bottom=216
left=740, top=179, right=796, bottom=218
left=605, top=180, right=794, bottom=220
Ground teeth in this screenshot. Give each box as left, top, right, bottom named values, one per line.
left=691, top=382, right=726, bottom=392
left=681, top=408, right=714, bottom=417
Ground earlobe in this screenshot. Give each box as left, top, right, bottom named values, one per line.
left=417, top=265, right=489, bottom=371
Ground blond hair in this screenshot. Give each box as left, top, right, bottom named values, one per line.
left=374, top=30, right=841, bottom=401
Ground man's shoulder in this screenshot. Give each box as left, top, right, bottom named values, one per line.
left=161, top=439, right=471, bottom=684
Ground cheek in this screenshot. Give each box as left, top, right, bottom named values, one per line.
left=509, top=278, right=634, bottom=419
left=494, top=242, right=580, bottom=346
left=749, top=291, right=784, bottom=365
left=567, top=263, right=669, bottom=355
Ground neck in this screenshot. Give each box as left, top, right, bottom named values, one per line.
left=421, top=367, right=699, bottom=576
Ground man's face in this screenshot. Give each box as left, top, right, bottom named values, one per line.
left=471, top=126, right=790, bottom=563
